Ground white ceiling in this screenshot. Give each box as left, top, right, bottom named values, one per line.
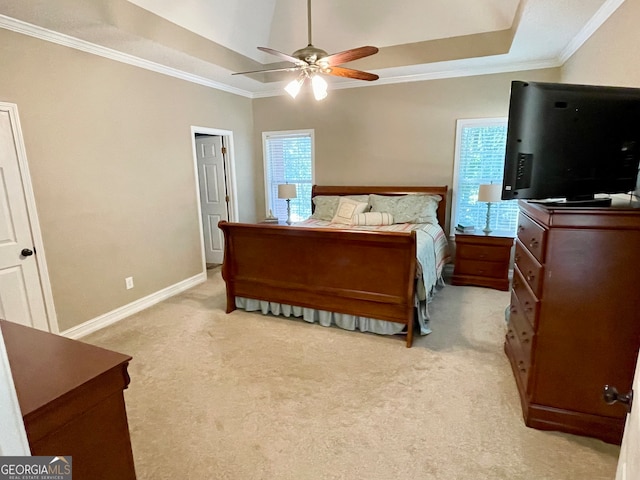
left=0, top=0, right=625, bottom=98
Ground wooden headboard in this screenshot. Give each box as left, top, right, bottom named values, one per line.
left=311, top=185, right=448, bottom=227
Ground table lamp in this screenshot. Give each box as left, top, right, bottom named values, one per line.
left=278, top=183, right=297, bottom=225
left=478, top=183, right=502, bottom=233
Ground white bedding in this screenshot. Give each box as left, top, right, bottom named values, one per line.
left=235, top=219, right=450, bottom=337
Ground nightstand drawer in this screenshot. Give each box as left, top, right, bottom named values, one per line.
left=456, top=243, right=510, bottom=262
left=455, top=259, right=507, bottom=278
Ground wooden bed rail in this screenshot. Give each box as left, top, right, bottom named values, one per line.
left=219, top=221, right=419, bottom=347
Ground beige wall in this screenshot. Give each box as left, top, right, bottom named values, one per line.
left=562, top=0, right=640, bottom=87
left=252, top=68, right=560, bottom=224
left=0, top=29, right=256, bottom=331
left=6, top=0, right=636, bottom=333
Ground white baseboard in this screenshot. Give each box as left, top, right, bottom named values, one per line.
left=61, top=272, right=207, bottom=339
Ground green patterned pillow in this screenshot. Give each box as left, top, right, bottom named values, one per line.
left=311, top=195, right=370, bottom=221
left=369, top=194, right=441, bottom=224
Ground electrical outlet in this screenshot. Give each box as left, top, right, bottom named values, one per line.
left=125, top=276, right=134, bottom=289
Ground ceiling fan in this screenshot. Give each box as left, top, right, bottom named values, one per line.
left=233, top=0, right=380, bottom=100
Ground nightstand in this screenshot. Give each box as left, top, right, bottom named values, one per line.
left=451, top=230, right=515, bottom=291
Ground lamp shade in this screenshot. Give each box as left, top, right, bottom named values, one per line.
left=478, top=183, right=502, bottom=203
left=278, top=183, right=297, bottom=199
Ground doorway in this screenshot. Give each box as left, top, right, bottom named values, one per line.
left=191, top=127, right=237, bottom=268
left=0, top=102, right=57, bottom=333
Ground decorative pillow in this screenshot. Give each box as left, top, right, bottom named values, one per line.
left=331, top=197, right=369, bottom=224
left=369, top=194, right=441, bottom=224
left=351, top=212, right=394, bottom=226
left=311, top=195, right=370, bottom=221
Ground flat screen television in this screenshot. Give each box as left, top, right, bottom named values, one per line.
left=501, top=80, right=640, bottom=206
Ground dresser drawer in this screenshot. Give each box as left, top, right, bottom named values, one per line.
left=514, top=239, right=543, bottom=297
left=512, top=266, right=540, bottom=329
left=454, top=259, right=508, bottom=279
left=508, top=290, right=535, bottom=360
left=456, top=243, right=510, bottom=262
left=517, top=212, right=546, bottom=263
left=505, top=324, right=531, bottom=392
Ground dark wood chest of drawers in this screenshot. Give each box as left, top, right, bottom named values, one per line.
left=505, top=200, right=640, bottom=444
left=2, top=320, right=137, bottom=479
left=452, top=231, right=515, bottom=291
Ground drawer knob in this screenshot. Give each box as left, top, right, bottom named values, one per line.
left=518, top=225, right=524, bottom=232
left=526, top=272, right=535, bottom=282
left=603, top=385, right=633, bottom=413
left=515, top=254, right=521, bottom=262
left=529, top=238, right=539, bottom=249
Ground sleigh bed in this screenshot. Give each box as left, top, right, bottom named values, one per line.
left=219, top=185, right=450, bottom=347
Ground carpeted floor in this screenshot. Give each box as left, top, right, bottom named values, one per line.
left=84, top=268, right=620, bottom=479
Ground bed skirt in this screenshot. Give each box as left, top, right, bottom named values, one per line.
left=235, top=276, right=445, bottom=337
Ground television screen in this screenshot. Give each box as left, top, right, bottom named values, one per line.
left=501, top=81, right=640, bottom=206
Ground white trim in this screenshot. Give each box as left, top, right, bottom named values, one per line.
left=61, top=272, right=206, bottom=339
left=0, top=102, right=59, bottom=333
left=0, top=328, right=30, bottom=456
left=559, top=0, right=626, bottom=63
left=451, top=117, right=508, bottom=236
left=252, top=58, right=563, bottom=98
left=190, top=126, right=238, bottom=269
left=0, top=14, right=253, bottom=99
left=0, top=13, right=564, bottom=101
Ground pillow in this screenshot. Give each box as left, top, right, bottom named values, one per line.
left=311, top=195, right=370, bottom=221
left=331, top=197, right=369, bottom=224
left=351, top=212, right=394, bottom=226
left=369, top=194, right=441, bottom=224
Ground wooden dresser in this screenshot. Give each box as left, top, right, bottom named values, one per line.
left=1, top=320, right=137, bottom=479
left=451, top=231, right=515, bottom=291
left=505, top=200, right=640, bottom=444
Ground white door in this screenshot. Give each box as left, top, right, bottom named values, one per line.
left=0, top=104, right=50, bottom=331
left=195, top=135, right=228, bottom=264
left=616, top=350, right=640, bottom=480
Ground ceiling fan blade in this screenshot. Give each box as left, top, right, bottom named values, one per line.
left=325, top=66, right=379, bottom=81
left=257, top=47, right=307, bottom=66
left=232, top=66, right=301, bottom=76
left=322, top=46, right=379, bottom=66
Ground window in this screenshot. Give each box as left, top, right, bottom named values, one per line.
left=263, top=130, right=314, bottom=222
left=451, top=118, right=519, bottom=235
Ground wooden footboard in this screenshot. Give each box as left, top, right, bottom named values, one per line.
left=218, top=222, right=419, bottom=347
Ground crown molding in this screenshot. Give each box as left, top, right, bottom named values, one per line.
left=1, top=0, right=617, bottom=102
left=559, top=0, right=625, bottom=63
left=0, top=14, right=254, bottom=99
left=252, top=58, right=563, bottom=98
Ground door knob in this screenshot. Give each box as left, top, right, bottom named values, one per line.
left=20, top=248, right=33, bottom=257
left=603, top=385, right=633, bottom=413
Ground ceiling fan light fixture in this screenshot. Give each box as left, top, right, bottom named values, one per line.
left=285, top=76, right=304, bottom=99
left=235, top=0, right=379, bottom=96
left=311, top=74, right=328, bottom=101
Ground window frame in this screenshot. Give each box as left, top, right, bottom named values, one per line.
left=451, top=117, right=517, bottom=237
left=262, top=129, right=315, bottom=221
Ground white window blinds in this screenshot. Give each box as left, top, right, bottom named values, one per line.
left=452, top=118, right=519, bottom=234
left=263, top=130, right=314, bottom=222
